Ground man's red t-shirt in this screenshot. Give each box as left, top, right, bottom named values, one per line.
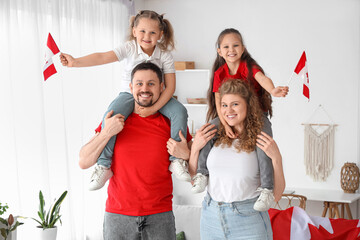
left=96, top=112, right=191, bottom=216
left=212, top=62, right=261, bottom=96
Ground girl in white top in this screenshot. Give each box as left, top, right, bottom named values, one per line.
left=60, top=10, right=190, bottom=191
left=188, top=79, right=285, bottom=239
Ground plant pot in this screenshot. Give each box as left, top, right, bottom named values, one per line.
left=35, top=227, right=57, bottom=240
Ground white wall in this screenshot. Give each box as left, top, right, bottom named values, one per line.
left=136, top=0, right=360, bottom=216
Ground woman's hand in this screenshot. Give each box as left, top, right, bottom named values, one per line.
left=256, top=131, right=281, bottom=160
left=192, top=123, right=217, bottom=152
left=167, top=131, right=190, bottom=160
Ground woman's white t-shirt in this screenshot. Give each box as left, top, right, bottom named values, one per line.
left=113, top=40, right=175, bottom=93
left=207, top=141, right=261, bottom=203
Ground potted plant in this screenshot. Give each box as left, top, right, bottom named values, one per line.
left=32, top=190, right=68, bottom=240
left=0, top=203, right=23, bottom=240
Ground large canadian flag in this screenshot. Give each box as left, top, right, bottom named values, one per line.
left=294, top=51, right=310, bottom=100
left=269, top=206, right=360, bottom=240
left=43, top=33, right=60, bottom=81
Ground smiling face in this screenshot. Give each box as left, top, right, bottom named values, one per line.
left=217, top=33, right=244, bottom=67
left=130, top=69, right=163, bottom=109
left=220, top=93, right=247, bottom=132
left=132, top=18, right=163, bottom=56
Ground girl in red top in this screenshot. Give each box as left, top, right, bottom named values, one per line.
left=192, top=28, right=288, bottom=212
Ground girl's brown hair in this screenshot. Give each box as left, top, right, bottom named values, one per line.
left=214, top=79, right=263, bottom=153
left=206, top=28, right=272, bottom=122
left=128, top=10, right=175, bottom=51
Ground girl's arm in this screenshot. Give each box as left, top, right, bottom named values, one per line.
left=256, top=131, right=285, bottom=202
left=254, top=72, right=289, bottom=98
left=60, top=51, right=118, bottom=68
left=188, top=123, right=217, bottom=177
left=137, top=72, right=176, bottom=117
left=215, top=92, right=236, bottom=138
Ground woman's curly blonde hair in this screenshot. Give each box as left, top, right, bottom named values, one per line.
left=215, top=79, right=263, bottom=153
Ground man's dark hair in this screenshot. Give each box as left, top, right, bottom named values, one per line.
left=131, top=62, right=163, bottom=83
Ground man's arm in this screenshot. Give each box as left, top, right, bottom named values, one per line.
left=79, top=111, right=125, bottom=169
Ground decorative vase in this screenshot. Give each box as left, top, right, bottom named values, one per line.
left=35, top=227, right=58, bottom=240
left=340, top=162, right=360, bottom=193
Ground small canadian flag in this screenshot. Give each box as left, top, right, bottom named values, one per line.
left=43, top=33, right=60, bottom=81
left=294, top=51, right=310, bottom=100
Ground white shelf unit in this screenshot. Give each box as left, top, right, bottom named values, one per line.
left=174, top=69, right=210, bottom=135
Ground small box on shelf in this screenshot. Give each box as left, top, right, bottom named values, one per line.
left=174, top=61, right=195, bottom=70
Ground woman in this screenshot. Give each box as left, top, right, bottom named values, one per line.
left=188, top=79, right=285, bottom=239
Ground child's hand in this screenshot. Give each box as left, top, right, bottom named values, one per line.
left=60, top=53, right=76, bottom=67
left=137, top=106, right=156, bottom=117
left=224, top=124, right=237, bottom=139
left=271, top=86, right=289, bottom=97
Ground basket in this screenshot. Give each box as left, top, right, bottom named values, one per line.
left=340, top=162, right=360, bottom=193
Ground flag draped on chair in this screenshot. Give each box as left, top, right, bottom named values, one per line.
left=269, top=206, right=360, bottom=240
left=43, top=33, right=60, bottom=81
left=294, top=51, right=310, bottom=100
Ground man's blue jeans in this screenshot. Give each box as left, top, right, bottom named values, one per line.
left=103, top=211, right=176, bottom=240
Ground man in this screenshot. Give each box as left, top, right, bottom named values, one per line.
left=79, top=62, right=191, bottom=240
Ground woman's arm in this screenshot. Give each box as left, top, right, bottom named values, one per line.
left=256, top=131, right=285, bottom=202
left=79, top=111, right=125, bottom=169
left=60, top=51, right=118, bottom=67
left=136, top=73, right=175, bottom=117
left=188, top=123, right=217, bottom=177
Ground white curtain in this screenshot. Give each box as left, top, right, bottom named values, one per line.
left=0, top=0, right=134, bottom=239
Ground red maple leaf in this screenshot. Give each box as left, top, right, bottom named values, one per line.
left=309, top=218, right=360, bottom=240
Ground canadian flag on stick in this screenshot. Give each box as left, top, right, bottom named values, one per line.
left=43, top=33, right=60, bottom=81
left=294, top=51, right=310, bottom=100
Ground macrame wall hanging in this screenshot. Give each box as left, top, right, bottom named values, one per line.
left=303, top=105, right=337, bottom=181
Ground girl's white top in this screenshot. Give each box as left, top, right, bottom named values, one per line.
left=207, top=140, right=260, bottom=203
left=113, top=40, right=175, bottom=93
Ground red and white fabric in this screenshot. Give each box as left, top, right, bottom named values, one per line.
left=269, top=206, right=360, bottom=240
left=43, top=33, right=60, bottom=81
left=294, top=51, right=310, bottom=100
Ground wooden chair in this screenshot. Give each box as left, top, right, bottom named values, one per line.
left=274, top=194, right=307, bottom=210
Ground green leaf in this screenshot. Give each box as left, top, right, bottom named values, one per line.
left=31, top=218, right=43, bottom=227
left=49, top=191, right=67, bottom=225
left=37, top=211, right=45, bottom=223
left=9, top=221, right=23, bottom=232
left=39, top=191, right=45, bottom=220
left=1, top=228, right=7, bottom=238
left=0, top=217, right=8, bottom=226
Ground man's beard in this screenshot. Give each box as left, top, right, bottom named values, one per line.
left=134, top=91, right=154, bottom=107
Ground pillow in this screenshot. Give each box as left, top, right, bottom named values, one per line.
left=176, top=231, right=185, bottom=240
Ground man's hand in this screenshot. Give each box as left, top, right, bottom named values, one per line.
left=102, top=110, right=125, bottom=137
left=167, top=131, right=190, bottom=160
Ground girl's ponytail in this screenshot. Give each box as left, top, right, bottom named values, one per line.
left=159, top=18, right=175, bottom=51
